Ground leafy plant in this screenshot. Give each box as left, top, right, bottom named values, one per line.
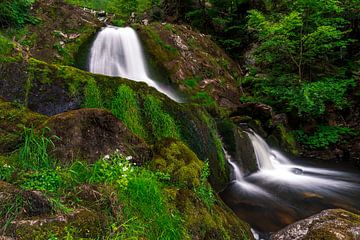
left=19, top=169, right=62, bottom=192
left=0, top=0, right=37, bottom=27
left=195, top=161, right=216, bottom=210
left=293, top=125, right=356, bottom=149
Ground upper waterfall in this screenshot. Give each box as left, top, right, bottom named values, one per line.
left=89, top=26, right=181, bottom=102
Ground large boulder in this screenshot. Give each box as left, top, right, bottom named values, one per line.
left=271, top=209, right=360, bottom=240
left=136, top=23, right=242, bottom=110
left=0, top=98, right=48, bottom=154
left=43, top=108, right=151, bottom=164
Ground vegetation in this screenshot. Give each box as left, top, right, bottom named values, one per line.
left=294, top=126, right=356, bottom=149
left=0, top=0, right=37, bottom=28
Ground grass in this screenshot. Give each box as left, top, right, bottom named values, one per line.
left=18, top=127, right=56, bottom=170
left=110, top=85, right=147, bottom=139
left=144, top=95, right=180, bottom=140
left=83, top=79, right=103, bottom=108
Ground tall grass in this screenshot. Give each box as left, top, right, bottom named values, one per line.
left=83, top=79, right=103, bottom=108
left=111, top=85, right=147, bottom=139
left=18, top=127, right=55, bottom=170
left=144, top=95, right=180, bottom=140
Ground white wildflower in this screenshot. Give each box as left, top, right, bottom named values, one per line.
left=104, top=155, right=110, bottom=160
left=126, top=156, right=133, bottom=161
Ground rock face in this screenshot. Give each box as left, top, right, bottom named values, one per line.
left=271, top=209, right=360, bottom=240
left=43, top=108, right=151, bottom=164
left=137, top=23, right=243, bottom=109
left=0, top=98, right=48, bottom=154
left=28, top=0, right=102, bottom=65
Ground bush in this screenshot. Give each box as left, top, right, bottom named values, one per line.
left=0, top=0, right=36, bottom=27
left=294, top=125, right=356, bottom=149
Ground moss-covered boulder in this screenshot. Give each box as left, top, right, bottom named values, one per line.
left=0, top=181, right=53, bottom=227
left=9, top=208, right=103, bottom=240
left=271, top=209, right=360, bottom=240
left=43, top=108, right=150, bottom=164
left=169, top=188, right=253, bottom=239
left=0, top=98, right=48, bottom=153
left=136, top=23, right=243, bottom=110
left=0, top=57, right=229, bottom=191
left=25, top=0, right=102, bottom=66
left=150, top=139, right=203, bottom=187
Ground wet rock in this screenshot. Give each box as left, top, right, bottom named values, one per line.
left=43, top=108, right=151, bottom=164
left=235, top=103, right=273, bottom=123
left=271, top=209, right=360, bottom=240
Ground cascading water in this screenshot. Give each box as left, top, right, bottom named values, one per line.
left=221, top=129, right=360, bottom=237
left=89, top=26, right=181, bottom=102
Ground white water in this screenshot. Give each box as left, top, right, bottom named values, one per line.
left=222, top=129, right=360, bottom=235
left=89, top=26, right=181, bottom=102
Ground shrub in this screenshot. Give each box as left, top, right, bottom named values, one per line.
left=0, top=0, right=36, bottom=27
left=293, top=125, right=356, bottom=149
left=195, top=161, right=216, bottom=210
left=19, top=169, right=62, bottom=193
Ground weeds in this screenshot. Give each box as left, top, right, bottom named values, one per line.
left=18, top=127, right=56, bottom=170
left=195, top=161, right=216, bottom=210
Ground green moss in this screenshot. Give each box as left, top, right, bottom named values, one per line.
left=150, top=139, right=203, bottom=187
left=83, top=79, right=103, bottom=108
left=144, top=95, right=180, bottom=140
left=110, top=85, right=147, bottom=139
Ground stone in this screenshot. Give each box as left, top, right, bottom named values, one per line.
left=271, top=209, right=360, bottom=240
left=43, top=108, right=151, bottom=164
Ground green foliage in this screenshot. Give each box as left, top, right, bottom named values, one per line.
left=144, top=95, right=180, bottom=140
left=18, top=127, right=56, bottom=170
left=118, top=170, right=184, bottom=240
left=0, top=0, right=37, bottom=27
left=64, top=0, right=159, bottom=19
left=0, top=158, right=14, bottom=181
left=195, top=161, right=216, bottom=210
left=294, top=125, right=356, bottom=149
left=89, top=151, right=135, bottom=190
left=0, top=34, right=14, bottom=56
left=83, top=79, right=103, bottom=108
left=111, top=85, right=146, bottom=138
left=191, top=92, right=216, bottom=107
left=184, top=76, right=201, bottom=89
left=19, top=169, right=62, bottom=192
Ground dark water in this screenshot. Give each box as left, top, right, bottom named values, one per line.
left=220, top=160, right=360, bottom=238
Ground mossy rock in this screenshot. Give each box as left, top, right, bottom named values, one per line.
left=9, top=208, right=103, bottom=240
left=136, top=23, right=242, bottom=110
left=26, top=0, right=102, bottom=66
left=0, top=98, right=48, bottom=153
left=42, top=108, right=151, bottom=164
left=150, top=139, right=203, bottom=187
left=271, top=209, right=360, bottom=240
left=0, top=56, right=230, bottom=191
left=170, top=188, right=253, bottom=240
left=0, top=181, right=53, bottom=227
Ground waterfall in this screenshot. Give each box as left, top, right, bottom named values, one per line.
left=223, top=147, right=243, bottom=181
left=246, top=130, right=290, bottom=170
left=89, top=26, right=181, bottom=102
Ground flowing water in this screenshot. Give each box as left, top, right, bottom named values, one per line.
left=221, top=129, right=360, bottom=238
left=89, top=26, right=182, bottom=102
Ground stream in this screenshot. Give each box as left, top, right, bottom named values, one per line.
left=221, top=130, right=360, bottom=239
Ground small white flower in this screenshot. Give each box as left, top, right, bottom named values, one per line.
left=126, top=156, right=133, bottom=161
left=104, top=155, right=110, bottom=160
left=3, top=164, right=10, bottom=168
left=123, top=166, right=129, bottom=172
